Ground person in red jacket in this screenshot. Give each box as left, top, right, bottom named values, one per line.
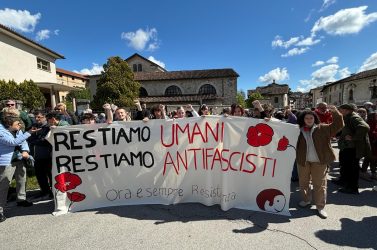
left=315, top=102, right=333, bottom=124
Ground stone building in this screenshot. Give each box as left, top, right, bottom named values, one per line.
left=321, top=68, right=377, bottom=106
left=309, top=86, right=323, bottom=107
left=0, top=23, right=73, bottom=108
left=89, top=54, right=238, bottom=111
left=290, top=92, right=311, bottom=109
left=247, top=80, right=289, bottom=109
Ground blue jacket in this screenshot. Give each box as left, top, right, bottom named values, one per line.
left=0, top=124, right=30, bottom=166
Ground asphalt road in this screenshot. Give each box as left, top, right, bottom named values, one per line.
left=1, top=144, right=376, bottom=250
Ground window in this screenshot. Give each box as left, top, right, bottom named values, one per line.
left=133, top=64, right=137, bottom=72
left=165, top=85, right=182, bottom=96
left=138, top=64, right=142, bottom=72
left=72, top=77, right=75, bottom=80
left=329, top=95, right=332, bottom=103
left=348, top=89, right=353, bottom=101
left=199, top=84, right=216, bottom=95
left=339, top=93, right=341, bottom=103
left=372, top=86, right=377, bottom=99
left=139, top=87, right=148, bottom=97
left=274, top=97, right=279, bottom=103
left=59, top=74, right=62, bottom=77
left=37, top=58, right=50, bottom=71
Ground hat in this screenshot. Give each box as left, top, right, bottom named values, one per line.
left=364, top=102, right=373, bottom=106
left=339, top=104, right=357, bottom=111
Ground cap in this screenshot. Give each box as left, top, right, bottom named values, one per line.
left=339, top=104, right=357, bottom=111
left=364, top=102, right=373, bottom=106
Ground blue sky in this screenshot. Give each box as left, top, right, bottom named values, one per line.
left=1, top=0, right=377, bottom=94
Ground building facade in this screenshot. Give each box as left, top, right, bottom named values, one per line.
left=0, top=24, right=77, bottom=108
left=309, top=86, right=323, bottom=107
left=247, top=80, right=289, bottom=109
left=290, top=92, right=311, bottom=109
left=56, top=68, right=89, bottom=102
left=321, top=68, right=377, bottom=106
left=89, top=54, right=238, bottom=110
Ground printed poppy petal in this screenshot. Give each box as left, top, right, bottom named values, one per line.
left=256, top=123, right=274, bottom=137
left=277, top=136, right=289, bottom=151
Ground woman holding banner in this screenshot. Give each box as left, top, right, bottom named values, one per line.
left=296, top=105, right=343, bottom=219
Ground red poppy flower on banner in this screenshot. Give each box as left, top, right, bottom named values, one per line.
left=277, top=136, right=296, bottom=151
left=277, top=136, right=289, bottom=151
left=247, top=123, right=274, bottom=147
left=67, top=192, right=86, bottom=202
left=54, top=172, right=82, bottom=193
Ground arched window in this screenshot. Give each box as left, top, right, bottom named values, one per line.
left=199, top=84, right=216, bottom=95
left=139, top=87, right=148, bottom=97
left=348, top=89, right=353, bottom=101
left=165, top=85, right=182, bottom=96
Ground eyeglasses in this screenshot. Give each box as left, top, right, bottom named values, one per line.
left=36, top=115, right=45, bottom=118
left=6, top=103, right=15, bottom=107
left=54, top=109, right=62, bottom=111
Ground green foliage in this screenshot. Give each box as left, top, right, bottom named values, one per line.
left=245, top=92, right=264, bottom=108
left=0, top=79, right=45, bottom=111
left=0, top=79, right=21, bottom=101
left=18, top=80, right=46, bottom=110
left=236, top=90, right=246, bottom=107
left=91, top=56, right=140, bottom=109
left=66, top=87, right=91, bottom=102
left=65, top=87, right=91, bottom=112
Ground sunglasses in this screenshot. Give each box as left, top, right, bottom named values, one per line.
left=6, top=103, right=15, bottom=107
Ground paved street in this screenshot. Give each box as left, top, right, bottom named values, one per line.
left=1, top=144, right=376, bottom=250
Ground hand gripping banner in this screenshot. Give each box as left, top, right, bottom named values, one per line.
left=47, top=116, right=299, bottom=216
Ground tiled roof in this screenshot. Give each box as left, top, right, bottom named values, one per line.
left=56, top=68, right=89, bottom=80
left=321, top=67, right=377, bottom=91
left=133, top=69, right=239, bottom=81
left=249, top=83, right=289, bottom=95
left=0, top=23, right=65, bottom=59
left=139, top=94, right=220, bottom=103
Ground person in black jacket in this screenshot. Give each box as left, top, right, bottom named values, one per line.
left=27, top=111, right=52, bottom=199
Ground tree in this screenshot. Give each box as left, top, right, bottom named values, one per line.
left=65, top=87, right=91, bottom=111
left=245, top=92, right=264, bottom=108
left=66, top=87, right=91, bottom=102
left=236, top=90, right=246, bottom=107
left=18, top=80, right=46, bottom=111
left=0, top=79, right=21, bottom=101
left=91, top=56, right=140, bottom=109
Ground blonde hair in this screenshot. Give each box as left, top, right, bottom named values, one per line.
left=2, top=107, right=20, bottom=116
left=56, top=103, right=66, bottom=109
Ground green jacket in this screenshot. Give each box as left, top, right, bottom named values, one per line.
left=338, top=112, right=371, bottom=158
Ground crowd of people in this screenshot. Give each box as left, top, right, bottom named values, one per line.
left=0, top=98, right=376, bottom=222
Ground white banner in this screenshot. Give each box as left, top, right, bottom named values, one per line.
left=48, top=116, right=299, bottom=216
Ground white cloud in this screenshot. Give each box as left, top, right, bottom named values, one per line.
left=295, top=36, right=321, bottom=46
left=326, top=56, right=338, bottom=64
left=258, top=67, right=289, bottom=83
left=35, top=29, right=50, bottom=41
left=281, top=47, right=309, bottom=57
left=312, top=61, right=325, bottom=67
left=297, top=64, right=339, bottom=91
left=338, top=67, right=351, bottom=79
left=75, top=63, right=104, bottom=75
left=121, top=28, right=159, bottom=51
left=359, top=52, right=377, bottom=72
left=0, top=8, right=41, bottom=32
left=54, top=29, right=59, bottom=35
left=148, top=56, right=165, bottom=68
left=312, top=6, right=377, bottom=36
left=320, top=0, right=336, bottom=12
left=272, top=36, right=300, bottom=49
left=305, top=9, right=315, bottom=23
